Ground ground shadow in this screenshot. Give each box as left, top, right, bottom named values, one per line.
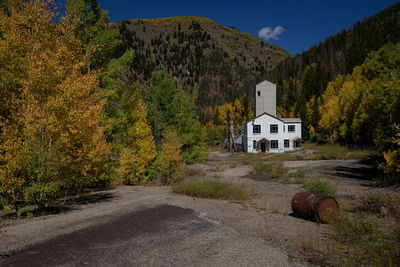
left=244, top=172, right=275, bottom=182
left=1, top=191, right=116, bottom=219
left=328, top=157, right=379, bottom=181
left=59, top=191, right=115, bottom=206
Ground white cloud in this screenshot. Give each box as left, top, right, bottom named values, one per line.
left=258, top=26, right=285, bottom=41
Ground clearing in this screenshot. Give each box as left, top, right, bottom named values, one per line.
left=0, top=148, right=389, bottom=266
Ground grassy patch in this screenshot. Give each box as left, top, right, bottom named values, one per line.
left=245, top=143, right=377, bottom=162
left=356, top=193, right=400, bottom=216
left=240, top=152, right=265, bottom=166
left=172, top=180, right=249, bottom=202
left=215, top=163, right=226, bottom=172
left=263, top=151, right=304, bottom=161
left=288, top=169, right=309, bottom=184
left=301, top=194, right=400, bottom=266
left=303, top=177, right=337, bottom=197
left=229, top=162, right=237, bottom=168
left=250, top=162, right=289, bottom=178
left=304, top=143, right=377, bottom=160
left=185, top=167, right=205, bottom=178
left=281, top=169, right=337, bottom=196
left=329, top=209, right=400, bottom=266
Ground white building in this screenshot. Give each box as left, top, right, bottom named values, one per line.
left=241, top=80, right=302, bottom=153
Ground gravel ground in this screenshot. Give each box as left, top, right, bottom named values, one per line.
left=0, top=151, right=382, bottom=266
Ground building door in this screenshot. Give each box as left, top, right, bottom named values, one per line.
left=260, top=142, right=266, bottom=152
left=259, top=139, right=269, bottom=152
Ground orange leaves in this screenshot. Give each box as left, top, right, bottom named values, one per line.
left=0, top=0, right=110, bottom=208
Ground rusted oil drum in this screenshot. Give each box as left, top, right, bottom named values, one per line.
left=291, top=192, right=339, bottom=223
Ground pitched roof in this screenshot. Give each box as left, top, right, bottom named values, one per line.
left=244, top=112, right=302, bottom=124
left=257, top=80, right=275, bottom=87
left=248, top=112, right=284, bottom=123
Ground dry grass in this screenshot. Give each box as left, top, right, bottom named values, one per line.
left=185, top=167, right=206, bottom=178
left=243, top=143, right=377, bottom=162
left=172, top=180, right=249, bottom=202
left=300, top=193, right=400, bottom=266
left=304, top=143, right=378, bottom=160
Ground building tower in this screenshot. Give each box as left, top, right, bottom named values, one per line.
left=254, top=80, right=276, bottom=117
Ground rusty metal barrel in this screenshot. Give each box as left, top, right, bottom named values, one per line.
left=291, top=192, right=339, bottom=223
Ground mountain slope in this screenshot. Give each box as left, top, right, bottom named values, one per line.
left=267, top=2, right=400, bottom=120
left=114, top=16, right=291, bottom=107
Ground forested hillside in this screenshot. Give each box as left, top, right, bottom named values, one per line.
left=267, top=2, right=400, bottom=140
left=114, top=17, right=290, bottom=107
left=0, top=0, right=206, bottom=211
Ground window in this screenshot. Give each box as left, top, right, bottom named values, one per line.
left=284, top=139, right=290, bottom=148
left=253, top=140, right=257, bottom=149
left=257, top=91, right=261, bottom=96
left=284, top=125, right=285, bottom=132
left=288, top=125, right=295, bottom=132
left=253, top=125, right=261, bottom=134
left=270, top=124, right=278, bottom=134
left=270, top=140, right=278, bottom=149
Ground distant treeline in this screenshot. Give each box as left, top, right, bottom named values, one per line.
left=267, top=2, right=400, bottom=141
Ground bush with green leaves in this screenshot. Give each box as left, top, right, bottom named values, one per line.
left=23, top=182, right=59, bottom=209
left=304, top=177, right=336, bottom=197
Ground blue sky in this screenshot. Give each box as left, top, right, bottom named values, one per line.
left=98, top=0, right=398, bottom=55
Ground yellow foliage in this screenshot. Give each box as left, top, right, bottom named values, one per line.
left=156, top=129, right=185, bottom=184
left=0, top=0, right=110, bottom=205
left=319, top=75, right=344, bottom=143
left=118, top=98, right=155, bottom=184
left=379, top=125, right=400, bottom=182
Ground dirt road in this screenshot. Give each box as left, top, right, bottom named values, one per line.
left=0, top=151, right=379, bottom=266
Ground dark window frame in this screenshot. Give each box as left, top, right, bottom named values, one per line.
left=288, top=125, right=295, bottom=132
left=253, top=125, right=261, bottom=134
left=270, top=124, right=278, bottom=134
left=270, top=140, right=278, bottom=149
left=284, top=139, right=290, bottom=148
left=253, top=140, right=257, bottom=149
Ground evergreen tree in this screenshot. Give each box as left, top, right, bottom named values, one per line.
left=66, top=0, right=120, bottom=69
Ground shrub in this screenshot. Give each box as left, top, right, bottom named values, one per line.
left=23, top=182, right=58, bottom=209
left=156, top=129, right=186, bottom=184
left=379, top=125, right=400, bottom=184
left=304, top=177, right=336, bottom=196
left=252, top=162, right=288, bottom=178
left=172, top=180, right=249, bottom=202
left=17, top=206, right=33, bottom=218
left=289, top=169, right=309, bottom=185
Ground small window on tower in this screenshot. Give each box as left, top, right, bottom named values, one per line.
left=257, top=91, right=261, bottom=96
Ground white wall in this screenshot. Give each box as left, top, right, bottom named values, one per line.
left=244, top=114, right=301, bottom=153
